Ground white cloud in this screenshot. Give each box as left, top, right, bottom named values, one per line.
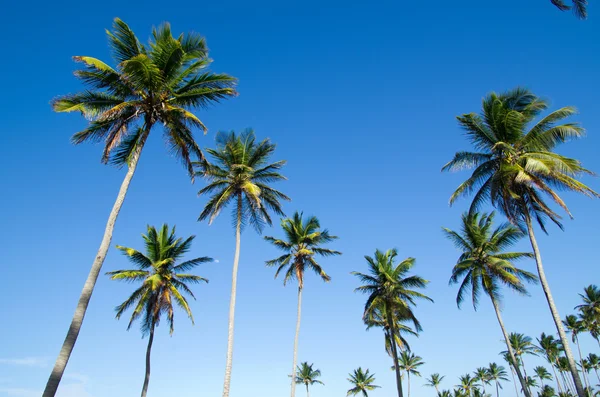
left=0, top=358, right=48, bottom=367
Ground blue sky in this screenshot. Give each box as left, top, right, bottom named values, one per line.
left=1, top=1, right=599, bottom=396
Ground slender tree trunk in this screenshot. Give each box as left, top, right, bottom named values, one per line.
left=551, top=363, right=563, bottom=393
left=43, top=127, right=150, bottom=397
left=510, top=365, right=521, bottom=397
left=574, top=336, right=590, bottom=391
left=222, top=194, right=243, bottom=397
left=140, top=324, right=155, bottom=397
left=290, top=286, right=303, bottom=397
left=407, top=372, right=411, bottom=397
left=523, top=211, right=586, bottom=397
left=521, top=356, right=532, bottom=396
left=495, top=380, right=500, bottom=397
left=490, top=296, right=532, bottom=397
left=306, top=383, right=309, bottom=397
left=482, top=382, right=486, bottom=395
left=435, top=385, right=440, bottom=396
left=386, top=308, right=404, bottom=397
left=593, top=368, right=600, bottom=384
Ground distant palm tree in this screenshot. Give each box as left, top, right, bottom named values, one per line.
left=107, top=224, right=210, bottom=397
left=504, top=332, right=538, bottom=395
left=586, top=354, right=600, bottom=383
left=439, top=390, right=452, bottom=397
left=353, top=249, right=432, bottom=397
left=534, top=367, right=553, bottom=389
left=44, top=19, right=236, bottom=397
left=536, top=333, right=565, bottom=393
left=364, top=300, right=418, bottom=358
left=488, top=363, right=509, bottom=397
left=398, top=351, right=424, bottom=397
left=501, top=352, right=522, bottom=397
left=264, top=212, right=340, bottom=397
left=563, top=315, right=590, bottom=389
left=294, top=362, right=324, bottom=397
left=557, top=357, right=576, bottom=395
left=550, top=0, right=589, bottom=19
left=525, top=377, right=540, bottom=392
left=426, top=373, right=446, bottom=395
left=539, top=385, right=558, bottom=397
left=445, top=211, right=536, bottom=397
left=457, top=374, right=480, bottom=397
left=443, top=88, right=597, bottom=397
left=347, top=368, right=380, bottom=397
left=474, top=367, right=491, bottom=395
left=197, top=129, right=289, bottom=397
left=576, top=285, right=600, bottom=347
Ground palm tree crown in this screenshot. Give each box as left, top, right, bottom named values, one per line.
left=295, top=362, right=324, bottom=387
left=196, top=128, right=290, bottom=231
left=347, top=367, right=380, bottom=397
left=52, top=18, right=237, bottom=175
left=445, top=212, right=537, bottom=309
left=443, top=88, right=597, bottom=231
left=107, top=224, right=210, bottom=333
left=264, top=211, right=341, bottom=288
left=550, top=0, right=589, bottom=19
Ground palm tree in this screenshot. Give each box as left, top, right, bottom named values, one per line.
left=539, top=385, right=558, bottom=397
left=505, top=333, right=538, bottom=382
left=353, top=249, right=432, bottom=397
left=106, top=224, right=210, bottom=397
left=426, top=373, right=446, bottom=395
left=534, top=367, right=554, bottom=389
left=440, top=390, right=452, bottom=397
left=264, top=212, right=340, bottom=397
left=364, top=300, right=419, bottom=359
left=536, top=333, right=565, bottom=393
left=579, top=310, right=600, bottom=348
left=550, top=0, right=589, bottom=19
left=474, top=367, right=491, bottom=395
left=445, top=211, right=536, bottom=397
left=563, top=315, right=590, bottom=389
left=294, top=362, right=324, bottom=397
left=586, top=354, right=600, bottom=383
left=398, top=351, right=424, bottom=397
left=347, top=368, right=380, bottom=397
left=44, top=19, right=236, bottom=397
left=488, top=363, right=509, bottom=397
left=457, top=374, right=480, bottom=397
left=502, top=352, right=522, bottom=397
left=526, top=377, right=540, bottom=392
left=196, top=129, right=289, bottom=397
left=443, top=88, right=598, bottom=397
left=556, top=357, right=576, bottom=394
left=576, top=285, right=600, bottom=347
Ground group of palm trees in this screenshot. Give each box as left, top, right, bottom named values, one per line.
left=42, top=11, right=597, bottom=397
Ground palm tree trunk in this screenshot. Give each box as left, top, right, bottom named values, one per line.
left=523, top=211, right=586, bottom=397
left=574, top=335, right=590, bottom=391
left=510, top=365, right=521, bottom=397
left=43, top=127, right=150, bottom=397
left=482, top=382, right=486, bottom=395
left=521, top=356, right=532, bottom=396
left=306, top=383, right=309, bottom=397
left=222, top=194, right=243, bottom=397
left=490, top=296, right=532, bottom=397
left=550, top=363, right=563, bottom=393
left=593, top=368, right=599, bottom=384
left=290, top=286, right=303, bottom=397
left=407, top=372, right=411, bottom=397
left=495, top=380, right=500, bottom=397
left=386, top=308, right=404, bottom=397
left=140, top=324, right=155, bottom=397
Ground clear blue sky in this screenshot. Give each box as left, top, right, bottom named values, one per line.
left=1, top=1, right=598, bottom=396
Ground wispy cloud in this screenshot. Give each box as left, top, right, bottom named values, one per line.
left=0, top=357, right=48, bottom=367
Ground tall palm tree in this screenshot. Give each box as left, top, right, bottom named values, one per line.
left=474, top=367, right=491, bottom=395
left=106, top=224, right=210, bottom=397
left=364, top=300, right=419, bottom=358
left=525, top=377, right=540, bottom=392
left=488, top=363, right=509, bottom=397
left=534, top=367, right=554, bottom=389
left=196, top=129, right=289, bottom=397
left=563, top=315, right=590, bottom=389
left=536, top=333, right=565, bottom=393
left=445, top=211, right=536, bottom=397
left=45, top=18, right=236, bottom=397
left=443, top=88, right=598, bottom=397
left=398, top=351, right=424, bottom=397
left=502, top=352, right=522, bottom=397
left=576, top=285, right=600, bottom=347
left=579, top=310, right=600, bottom=348
left=426, top=373, right=446, bottom=395
left=550, top=0, right=589, bottom=19
left=294, top=362, right=324, bottom=397
left=504, top=332, right=538, bottom=386
left=264, top=212, right=340, bottom=397
left=557, top=357, right=576, bottom=395
left=439, top=390, right=452, bottom=397
left=353, top=249, right=432, bottom=397
left=539, top=385, right=558, bottom=397
left=347, top=368, right=380, bottom=397
left=457, top=374, right=480, bottom=397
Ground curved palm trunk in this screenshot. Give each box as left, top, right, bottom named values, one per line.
left=523, top=212, right=586, bottom=397
left=290, top=286, right=303, bottom=397
left=140, top=324, right=155, bottom=397
left=386, top=308, right=404, bottom=397
left=490, top=296, right=532, bottom=397
left=43, top=128, right=150, bottom=397
left=222, top=194, right=243, bottom=397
